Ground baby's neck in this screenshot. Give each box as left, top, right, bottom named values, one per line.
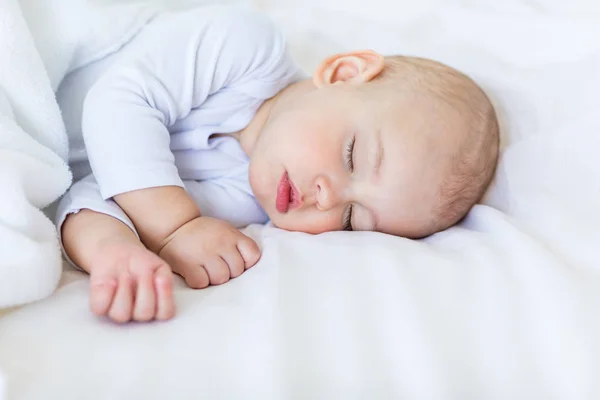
left=239, top=78, right=314, bottom=156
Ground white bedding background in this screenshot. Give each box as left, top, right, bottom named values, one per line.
left=1, top=0, right=600, bottom=399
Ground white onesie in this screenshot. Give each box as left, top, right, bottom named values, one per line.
left=55, top=6, right=305, bottom=244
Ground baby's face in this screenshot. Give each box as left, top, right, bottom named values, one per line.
left=248, top=83, right=446, bottom=236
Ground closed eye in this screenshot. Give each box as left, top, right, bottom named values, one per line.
left=343, top=135, right=356, bottom=231
left=346, top=135, right=356, bottom=172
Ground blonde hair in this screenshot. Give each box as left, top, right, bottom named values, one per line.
left=377, top=56, right=500, bottom=237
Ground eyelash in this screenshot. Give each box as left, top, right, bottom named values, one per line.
left=343, top=205, right=353, bottom=231
left=346, top=136, right=356, bottom=172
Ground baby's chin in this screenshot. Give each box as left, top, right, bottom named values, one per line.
left=264, top=215, right=288, bottom=231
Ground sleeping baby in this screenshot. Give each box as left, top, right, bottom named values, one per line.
left=55, top=6, right=500, bottom=323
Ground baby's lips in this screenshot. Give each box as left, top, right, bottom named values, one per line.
left=276, top=172, right=291, bottom=213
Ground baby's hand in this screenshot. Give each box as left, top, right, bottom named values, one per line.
left=158, top=217, right=260, bottom=289
left=89, top=240, right=175, bottom=323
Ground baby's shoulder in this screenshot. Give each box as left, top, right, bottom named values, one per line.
left=212, top=7, right=284, bottom=61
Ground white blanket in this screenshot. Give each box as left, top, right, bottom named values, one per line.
left=1, top=0, right=600, bottom=399
left=0, top=0, right=159, bottom=308
left=0, top=0, right=70, bottom=308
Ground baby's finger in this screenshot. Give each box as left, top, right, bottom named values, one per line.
left=155, top=265, right=175, bottom=321
left=89, top=275, right=117, bottom=316
left=205, top=257, right=230, bottom=285
left=221, top=247, right=245, bottom=279
left=236, top=236, right=261, bottom=269
left=108, top=273, right=134, bottom=323
left=132, top=270, right=156, bottom=322
left=183, top=264, right=210, bottom=289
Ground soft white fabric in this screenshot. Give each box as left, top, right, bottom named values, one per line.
left=0, top=0, right=71, bottom=309
left=0, top=0, right=160, bottom=308
left=1, top=0, right=599, bottom=399
left=0, top=370, right=4, bottom=400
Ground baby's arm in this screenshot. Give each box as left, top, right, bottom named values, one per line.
left=81, top=9, right=276, bottom=285
left=113, top=186, right=260, bottom=289
left=112, top=186, right=200, bottom=254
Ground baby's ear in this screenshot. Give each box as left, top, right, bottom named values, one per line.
left=313, top=50, right=384, bottom=87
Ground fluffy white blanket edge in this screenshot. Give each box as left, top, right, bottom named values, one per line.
left=0, top=0, right=159, bottom=308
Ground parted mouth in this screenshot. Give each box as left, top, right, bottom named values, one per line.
left=275, top=171, right=302, bottom=213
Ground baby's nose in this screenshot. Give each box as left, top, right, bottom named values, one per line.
left=314, top=176, right=341, bottom=211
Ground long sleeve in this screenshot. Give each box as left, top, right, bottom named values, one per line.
left=81, top=7, right=293, bottom=199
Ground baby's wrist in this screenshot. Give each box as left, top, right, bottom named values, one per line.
left=156, top=215, right=202, bottom=256
left=114, top=186, right=201, bottom=253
